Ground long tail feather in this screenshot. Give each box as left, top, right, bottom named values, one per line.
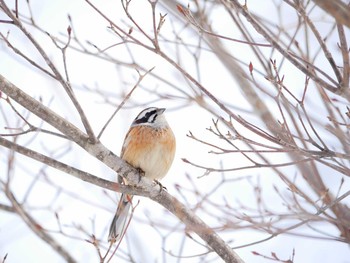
left=108, top=193, right=133, bottom=242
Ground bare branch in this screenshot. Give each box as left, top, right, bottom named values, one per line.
left=0, top=0, right=96, bottom=141
left=312, top=0, right=350, bottom=28
left=0, top=73, right=243, bottom=263
left=5, top=189, right=76, bottom=262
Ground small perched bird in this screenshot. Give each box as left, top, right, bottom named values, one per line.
left=108, top=107, right=176, bottom=242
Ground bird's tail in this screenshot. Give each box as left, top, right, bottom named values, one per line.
left=108, top=193, right=133, bottom=242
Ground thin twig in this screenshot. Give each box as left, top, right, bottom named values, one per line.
left=0, top=0, right=96, bottom=141
left=97, top=67, right=155, bottom=139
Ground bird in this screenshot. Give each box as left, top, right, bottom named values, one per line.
left=108, top=107, right=176, bottom=242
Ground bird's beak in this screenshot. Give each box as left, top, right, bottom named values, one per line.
left=158, top=108, right=166, bottom=114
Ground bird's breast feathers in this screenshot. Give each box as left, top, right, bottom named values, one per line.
left=121, top=126, right=175, bottom=180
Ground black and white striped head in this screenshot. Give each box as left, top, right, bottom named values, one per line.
left=131, top=107, right=168, bottom=128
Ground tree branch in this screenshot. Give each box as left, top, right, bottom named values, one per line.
left=229, top=0, right=350, bottom=99
left=0, top=0, right=96, bottom=141
left=5, top=189, right=77, bottom=262
left=0, top=74, right=244, bottom=263
left=312, top=0, right=350, bottom=28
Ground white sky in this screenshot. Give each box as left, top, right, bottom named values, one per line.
left=1, top=0, right=350, bottom=262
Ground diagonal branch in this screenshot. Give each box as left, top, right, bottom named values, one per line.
left=229, top=0, right=350, bottom=99
left=0, top=136, right=148, bottom=196
left=0, top=74, right=244, bottom=263
left=312, top=0, right=350, bottom=28
left=5, top=189, right=77, bottom=263
left=0, top=0, right=96, bottom=141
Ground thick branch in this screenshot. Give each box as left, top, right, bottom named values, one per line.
left=152, top=192, right=244, bottom=263
left=0, top=0, right=96, bottom=141
left=312, top=0, right=350, bottom=28
left=0, top=74, right=244, bottom=263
